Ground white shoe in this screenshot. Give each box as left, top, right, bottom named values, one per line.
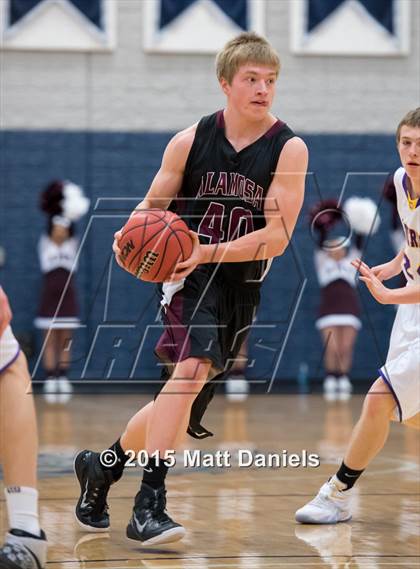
left=295, top=477, right=353, bottom=524
left=43, top=377, right=58, bottom=394
left=323, top=376, right=337, bottom=402
left=0, top=529, right=48, bottom=569
left=57, top=376, right=73, bottom=394
left=43, top=377, right=72, bottom=404
left=337, top=376, right=352, bottom=401
left=43, top=377, right=59, bottom=404
left=225, top=374, right=249, bottom=402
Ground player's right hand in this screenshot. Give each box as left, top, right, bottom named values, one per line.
left=112, top=229, right=125, bottom=269
left=351, top=258, right=391, bottom=304
left=0, top=286, right=12, bottom=337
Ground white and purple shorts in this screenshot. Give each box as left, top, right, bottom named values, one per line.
left=0, top=325, right=20, bottom=374
left=379, top=302, right=420, bottom=422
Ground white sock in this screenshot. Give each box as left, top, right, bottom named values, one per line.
left=5, top=486, right=41, bottom=536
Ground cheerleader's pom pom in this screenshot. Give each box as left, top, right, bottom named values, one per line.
left=309, top=199, right=342, bottom=232
left=62, top=182, right=90, bottom=222
left=343, top=196, right=380, bottom=235
left=40, top=181, right=64, bottom=216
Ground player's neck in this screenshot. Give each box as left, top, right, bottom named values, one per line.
left=223, top=107, right=276, bottom=150
left=412, top=179, right=420, bottom=197
left=406, top=174, right=420, bottom=198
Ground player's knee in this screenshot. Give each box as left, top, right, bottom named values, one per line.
left=164, top=358, right=210, bottom=399
left=363, top=394, right=390, bottom=420
left=0, top=351, right=31, bottom=387
left=363, top=379, right=395, bottom=421
left=172, top=357, right=210, bottom=384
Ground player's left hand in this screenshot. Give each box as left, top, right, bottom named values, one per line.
left=351, top=258, right=392, bottom=304
left=166, top=231, right=204, bottom=282
left=112, top=229, right=125, bottom=269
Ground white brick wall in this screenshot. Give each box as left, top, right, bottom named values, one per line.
left=1, top=0, right=419, bottom=133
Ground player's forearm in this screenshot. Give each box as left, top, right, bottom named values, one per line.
left=201, top=227, right=288, bottom=263
left=131, top=170, right=184, bottom=214
left=392, top=249, right=405, bottom=271
left=386, top=284, right=420, bottom=305
left=395, top=248, right=405, bottom=262
left=130, top=198, right=170, bottom=216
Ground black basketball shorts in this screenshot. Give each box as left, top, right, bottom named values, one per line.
left=154, top=264, right=260, bottom=439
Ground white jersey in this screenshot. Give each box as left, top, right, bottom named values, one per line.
left=314, top=246, right=359, bottom=288
left=379, top=167, right=420, bottom=423
left=394, top=167, right=420, bottom=284
left=38, top=235, right=78, bottom=274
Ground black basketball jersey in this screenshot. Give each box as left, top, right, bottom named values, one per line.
left=170, top=110, right=296, bottom=289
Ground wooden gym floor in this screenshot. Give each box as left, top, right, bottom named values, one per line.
left=1, top=393, right=419, bottom=568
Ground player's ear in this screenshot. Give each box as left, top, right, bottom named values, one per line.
left=219, top=77, right=230, bottom=96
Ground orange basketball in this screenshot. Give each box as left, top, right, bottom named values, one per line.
left=118, top=209, right=193, bottom=282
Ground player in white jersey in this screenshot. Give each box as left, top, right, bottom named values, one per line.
left=0, top=287, right=48, bottom=568
left=296, top=108, right=420, bottom=524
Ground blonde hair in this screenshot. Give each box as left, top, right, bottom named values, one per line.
left=216, top=32, right=280, bottom=84
left=396, top=108, right=420, bottom=143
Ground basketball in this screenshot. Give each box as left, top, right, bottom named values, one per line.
left=118, top=209, right=193, bottom=282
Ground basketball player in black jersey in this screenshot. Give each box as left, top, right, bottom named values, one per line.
left=74, top=32, right=308, bottom=545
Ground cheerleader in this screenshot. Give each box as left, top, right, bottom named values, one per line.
left=310, top=198, right=380, bottom=400
left=34, top=181, right=89, bottom=399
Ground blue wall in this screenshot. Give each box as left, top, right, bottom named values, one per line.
left=0, top=130, right=401, bottom=389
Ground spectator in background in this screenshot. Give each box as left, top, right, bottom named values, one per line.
left=34, top=180, right=89, bottom=400
left=310, top=198, right=380, bottom=401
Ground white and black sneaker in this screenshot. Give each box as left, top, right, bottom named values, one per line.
left=295, top=477, right=353, bottom=524
left=126, top=484, right=186, bottom=546
left=0, top=529, right=47, bottom=569
left=74, top=450, right=113, bottom=532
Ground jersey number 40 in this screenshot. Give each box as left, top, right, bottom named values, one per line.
left=198, top=201, right=254, bottom=244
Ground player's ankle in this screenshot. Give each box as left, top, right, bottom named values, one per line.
left=100, top=439, right=129, bottom=482
left=335, top=461, right=364, bottom=490
left=141, top=457, right=169, bottom=490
